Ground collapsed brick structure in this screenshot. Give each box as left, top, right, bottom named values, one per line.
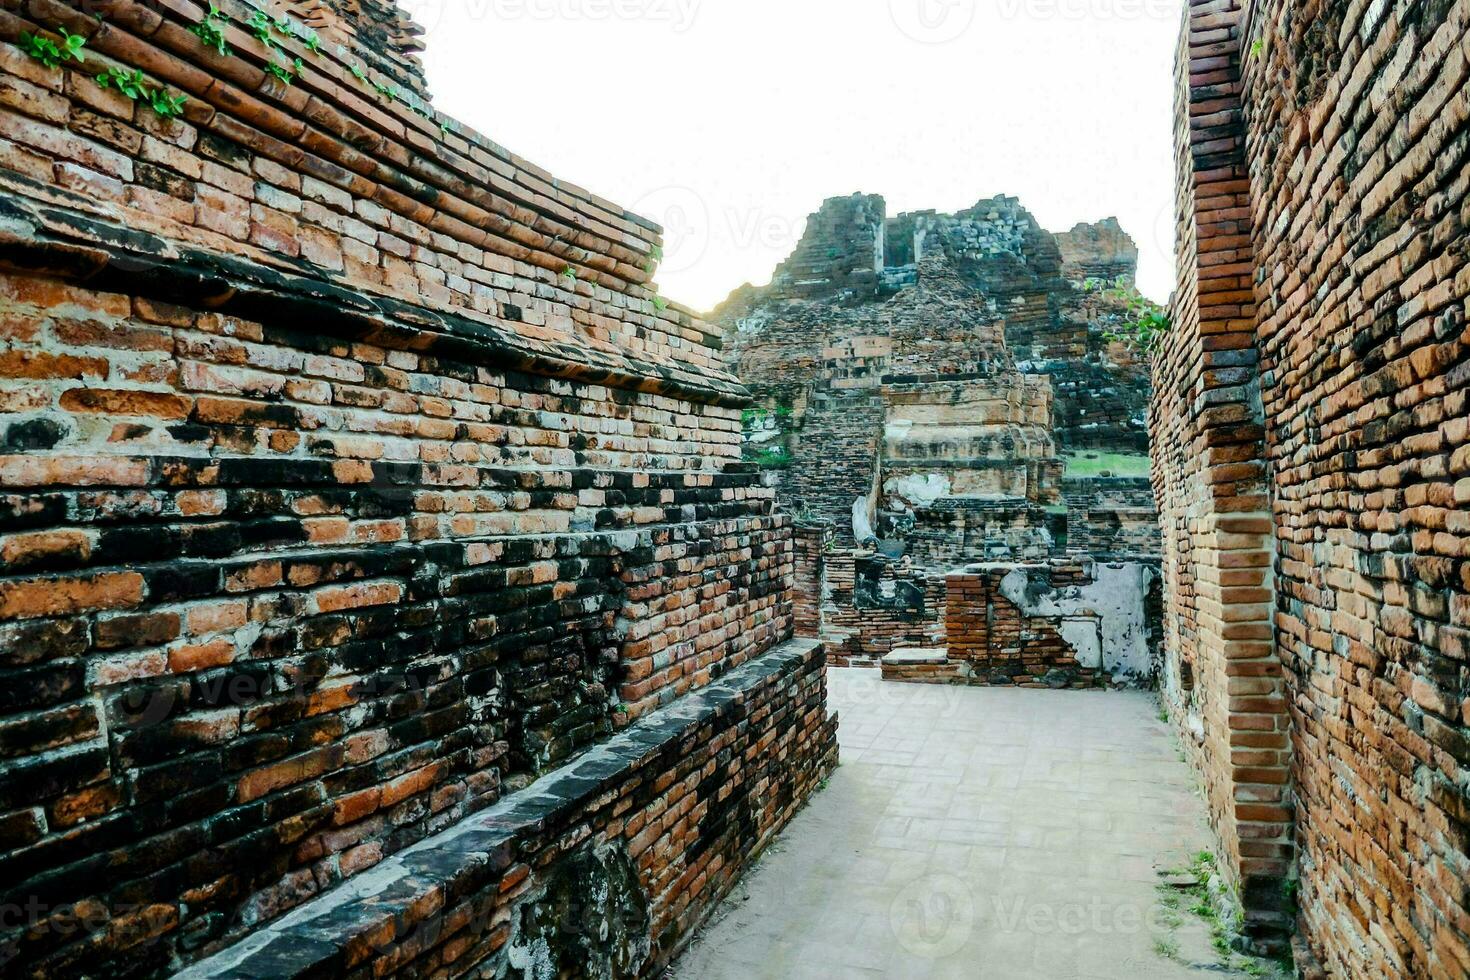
left=1157, top=0, right=1470, bottom=970
left=0, top=1, right=836, bottom=975
left=715, top=194, right=1163, bottom=683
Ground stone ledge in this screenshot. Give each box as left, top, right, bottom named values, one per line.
left=177, top=638, right=832, bottom=979
left=882, top=647, right=947, bottom=665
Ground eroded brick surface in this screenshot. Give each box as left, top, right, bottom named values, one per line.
left=0, top=1, right=835, bottom=975
left=1157, top=0, right=1470, bottom=969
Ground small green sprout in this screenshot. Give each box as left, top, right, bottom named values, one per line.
left=190, top=3, right=231, bottom=56
left=18, top=28, right=86, bottom=69
left=95, top=66, right=149, bottom=99
left=95, top=67, right=187, bottom=118
left=1250, top=39, right=1264, bottom=59
left=652, top=295, right=669, bottom=312
left=283, top=16, right=323, bottom=55
left=247, top=10, right=275, bottom=47
left=561, top=265, right=577, bottom=281
left=266, top=56, right=303, bottom=86
left=148, top=87, right=189, bottom=118
left=643, top=244, right=664, bottom=274
left=350, top=62, right=367, bottom=80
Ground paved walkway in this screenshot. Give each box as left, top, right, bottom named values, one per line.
left=673, top=668, right=1246, bottom=979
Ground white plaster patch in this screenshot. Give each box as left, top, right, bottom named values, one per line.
left=883, top=472, right=952, bottom=509
left=1059, top=618, right=1103, bottom=670
left=852, top=495, right=876, bottom=544
left=998, top=562, right=1157, bottom=680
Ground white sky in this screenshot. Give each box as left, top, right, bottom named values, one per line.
left=418, top=0, right=1184, bottom=311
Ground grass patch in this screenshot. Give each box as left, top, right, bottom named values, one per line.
left=1063, top=451, right=1152, bottom=478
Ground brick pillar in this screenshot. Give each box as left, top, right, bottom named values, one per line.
left=1152, top=0, right=1292, bottom=947
left=791, top=525, right=826, bottom=639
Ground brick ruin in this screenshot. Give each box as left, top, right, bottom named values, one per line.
left=1157, top=0, right=1470, bottom=972
left=1, top=0, right=1467, bottom=975
left=715, top=194, right=1163, bottom=685
left=0, top=0, right=837, bottom=975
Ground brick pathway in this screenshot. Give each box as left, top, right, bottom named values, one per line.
left=672, top=668, right=1238, bottom=979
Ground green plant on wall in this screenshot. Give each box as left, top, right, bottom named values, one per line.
left=742, top=406, right=794, bottom=470
left=266, top=56, right=303, bottom=85
left=1084, top=275, right=1171, bottom=353
left=190, top=3, right=232, bottom=56
left=95, top=66, right=189, bottom=119
left=247, top=9, right=276, bottom=47
left=18, top=28, right=86, bottom=68
left=643, top=243, right=663, bottom=275
left=95, top=66, right=149, bottom=99
left=146, top=86, right=190, bottom=118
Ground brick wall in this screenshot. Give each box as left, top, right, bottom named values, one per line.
left=0, top=0, right=833, bottom=974
left=1240, top=0, right=1470, bottom=972
left=175, top=640, right=837, bottom=980
left=941, top=565, right=1106, bottom=688
left=1061, top=477, right=1162, bottom=556
left=791, top=524, right=825, bottom=639
left=1158, top=0, right=1470, bottom=968
left=1153, top=0, right=1291, bottom=948
left=818, top=550, right=945, bottom=666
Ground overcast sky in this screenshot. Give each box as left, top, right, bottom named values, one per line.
left=418, top=0, right=1184, bottom=311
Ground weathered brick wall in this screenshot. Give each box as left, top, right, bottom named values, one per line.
left=175, top=640, right=837, bottom=980
left=791, top=524, right=825, bottom=639
left=1236, top=0, right=1470, bottom=972
left=1152, top=0, right=1291, bottom=949
left=1158, top=0, right=1470, bottom=967
left=0, top=0, right=833, bottom=974
left=818, top=550, right=945, bottom=666
left=1061, top=477, right=1162, bottom=556
left=719, top=193, right=1160, bottom=657
left=941, top=565, right=1106, bottom=688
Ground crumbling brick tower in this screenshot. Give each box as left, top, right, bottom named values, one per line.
left=0, top=1, right=836, bottom=976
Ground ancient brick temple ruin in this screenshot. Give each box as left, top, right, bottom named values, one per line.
left=3, top=0, right=1470, bottom=976
left=714, top=195, right=1164, bottom=686
left=0, top=0, right=836, bottom=975
left=1155, top=0, right=1470, bottom=972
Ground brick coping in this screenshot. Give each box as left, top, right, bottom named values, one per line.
left=175, top=638, right=828, bottom=979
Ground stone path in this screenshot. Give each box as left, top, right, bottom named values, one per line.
left=672, top=668, right=1250, bottom=979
